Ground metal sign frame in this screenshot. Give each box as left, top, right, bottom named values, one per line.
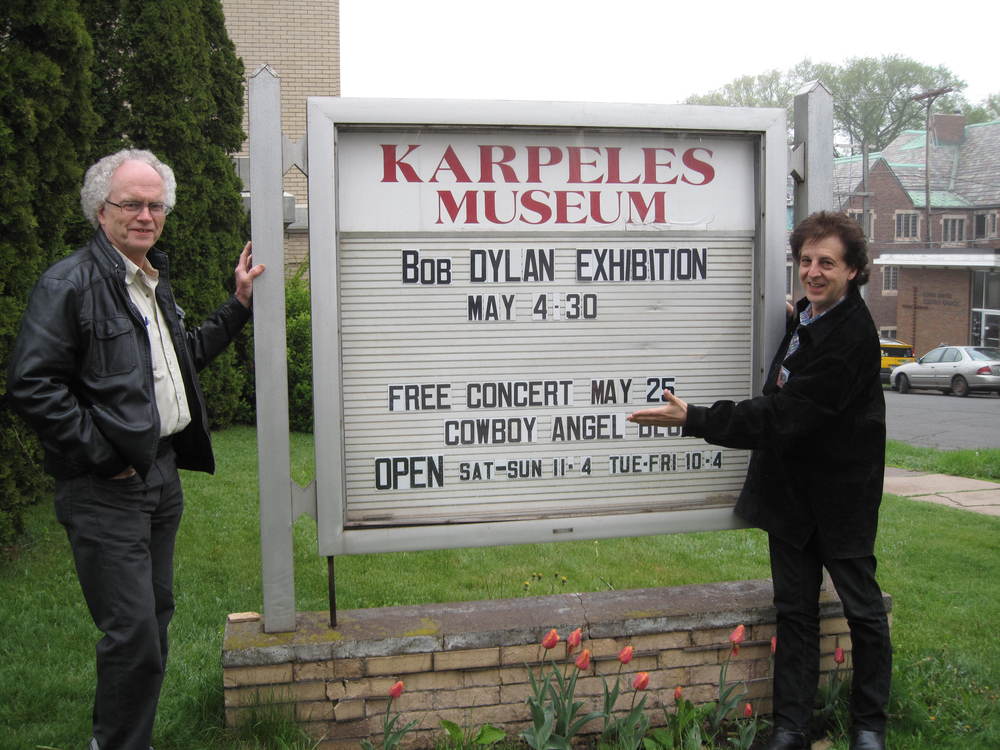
left=306, top=98, right=787, bottom=557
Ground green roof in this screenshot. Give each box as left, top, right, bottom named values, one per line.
left=899, top=133, right=927, bottom=151
left=906, top=190, right=971, bottom=208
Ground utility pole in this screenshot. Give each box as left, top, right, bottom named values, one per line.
left=911, top=87, right=954, bottom=246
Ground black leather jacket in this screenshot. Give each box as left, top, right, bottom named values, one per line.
left=7, top=230, right=251, bottom=480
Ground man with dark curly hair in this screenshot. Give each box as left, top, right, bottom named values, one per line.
left=629, top=211, right=891, bottom=750
left=8, top=149, right=264, bottom=750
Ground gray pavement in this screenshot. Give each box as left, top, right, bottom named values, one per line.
left=884, top=466, right=1000, bottom=516
left=884, top=389, right=1000, bottom=451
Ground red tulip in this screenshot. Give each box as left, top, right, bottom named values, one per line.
left=618, top=645, right=634, bottom=664
left=834, top=646, right=845, bottom=665
left=567, top=627, right=582, bottom=654
left=575, top=648, right=591, bottom=671
left=388, top=680, right=404, bottom=699
left=541, top=628, right=559, bottom=650
left=770, top=635, right=777, bottom=655
left=743, top=702, right=753, bottom=718
left=633, top=672, right=650, bottom=691
left=729, top=624, right=746, bottom=655
left=673, top=685, right=683, bottom=702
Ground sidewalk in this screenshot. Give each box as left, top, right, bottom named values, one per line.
left=884, top=467, right=1000, bottom=516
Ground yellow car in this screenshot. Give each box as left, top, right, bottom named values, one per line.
left=880, top=338, right=915, bottom=383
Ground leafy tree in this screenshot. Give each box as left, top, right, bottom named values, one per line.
left=685, top=68, right=801, bottom=111
left=963, top=93, right=1000, bottom=125
left=684, top=59, right=820, bottom=122
left=685, top=55, right=963, bottom=155
left=818, top=56, right=961, bottom=153
left=0, top=0, right=97, bottom=547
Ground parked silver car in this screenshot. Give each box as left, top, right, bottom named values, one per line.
left=891, top=345, right=1000, bottom=396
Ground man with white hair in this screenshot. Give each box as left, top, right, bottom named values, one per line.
left=7, top=149, right=264, bottom=750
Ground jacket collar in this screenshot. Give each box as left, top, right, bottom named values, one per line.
left=792, top=287, right=864, bottom=348
left=90, top=229, right=168, bottom=276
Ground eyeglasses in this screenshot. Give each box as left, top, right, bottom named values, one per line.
left=104, top=199, right=172, bottom=217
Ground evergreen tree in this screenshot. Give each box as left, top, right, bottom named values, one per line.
left=0, top=0, right=97, bottom=547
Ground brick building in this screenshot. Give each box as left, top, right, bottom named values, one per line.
left=834, top=114, right=1000, bottom=355
left=221, top=0, right=341, bottom=269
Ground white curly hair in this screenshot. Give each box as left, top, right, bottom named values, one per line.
left=80, top=149, right=177, bottom=228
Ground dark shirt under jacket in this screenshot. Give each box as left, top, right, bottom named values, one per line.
left=683, top=288, right=885, bottom=558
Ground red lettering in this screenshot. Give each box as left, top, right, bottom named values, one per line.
left=430, top=146, right=473, bottom=183
left=478, top=145, right=518, bottom=183
left=567, top=146, right=603, bottom=184
left=681, top=148, right=715, bottom=185
left=525, top=146, right=563, bottom=183
left=483, top=191, right=517, bottom=224
left=555, top=191, right=588, bottom=224
left=627, top=192, right=667, bottom=223
left=436, top=190, right=478, bottom=223
left=605, top=147, right=641, bottom=184
left=642, top=148, right=678, bottom=185
left=519, top=190, right=552, bottom=224
left=381, top=144, right=422, bottom=183
left=589, top=191, right=622, bottom=224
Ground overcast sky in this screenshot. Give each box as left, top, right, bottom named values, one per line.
left=340, top=0, right=996, bottom=107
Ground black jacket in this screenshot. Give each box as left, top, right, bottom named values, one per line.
left=684, top=288, right=886, bottom=557
left=7, top=230, right=250, bottom=480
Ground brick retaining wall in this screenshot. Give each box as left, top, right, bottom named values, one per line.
left=223, top=580, right=890, bottom=748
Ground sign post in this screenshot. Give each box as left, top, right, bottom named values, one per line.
left=249, top=66, right=296, bottom=632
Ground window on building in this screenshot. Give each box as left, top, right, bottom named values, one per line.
left=975, top=213, right=988, bottom=239
left=882, top=265, right=898, bottom=292
left=895, top=212, right=918, bottom=239
left=975, top=212, right=999, bottom=239
left=971, top=312, right=1000, bottom=348
left=880, top=327, right=898, bottom=340
left=942, top=217, right=965, bottom=243
left=971, top=271, right=1000, bottom=347
left=849, top=210, right=872, bottom=235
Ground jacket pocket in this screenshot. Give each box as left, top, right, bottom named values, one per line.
left=89, top=316, right=137, bottom=376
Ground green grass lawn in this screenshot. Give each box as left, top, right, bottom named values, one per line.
left=1, top=428, right=998, bottom=749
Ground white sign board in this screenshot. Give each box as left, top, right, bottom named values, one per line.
left=308, top=98, right=787, bottom=555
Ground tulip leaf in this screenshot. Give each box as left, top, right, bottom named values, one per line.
left=474, top=724, right=507, bottom=745
left=440, top=718, right=463, bottom=742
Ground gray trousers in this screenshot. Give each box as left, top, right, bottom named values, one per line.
left=56, top=445, right=183, bottom=750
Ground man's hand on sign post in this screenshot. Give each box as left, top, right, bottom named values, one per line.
left=234, top=241, right=266, bottom=308
left=626, top=389, right=689, bottom=427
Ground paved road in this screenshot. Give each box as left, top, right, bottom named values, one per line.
left=885, top=388, right=1000, bottom=450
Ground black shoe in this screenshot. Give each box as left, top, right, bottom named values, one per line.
left=765, top=726, right=809, bottom=750
left=850, top=729, right=885, bottom=750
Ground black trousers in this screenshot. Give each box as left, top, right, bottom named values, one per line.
left=769, top=533, right=892, bottom=733
left=55, top=446, right=183, bottom=750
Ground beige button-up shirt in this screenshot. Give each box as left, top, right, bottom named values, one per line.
left=117, top=250, right=191, bottom=437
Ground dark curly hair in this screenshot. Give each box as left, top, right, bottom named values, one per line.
left=789, top=211, right=870, bottom=288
